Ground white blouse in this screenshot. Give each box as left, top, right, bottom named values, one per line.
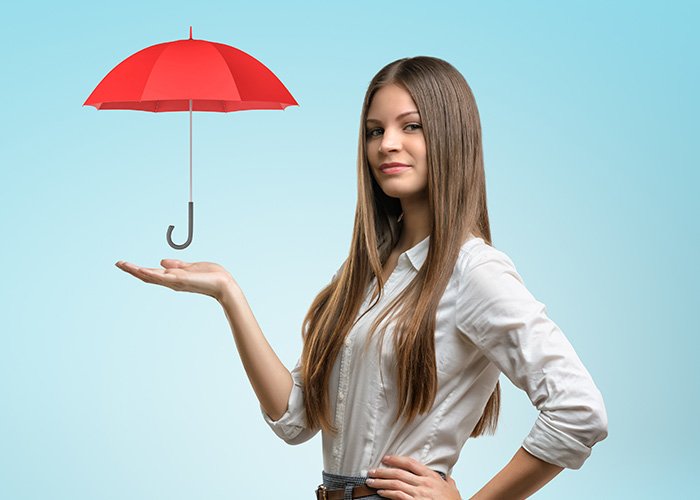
left=261, top=234, right=608, bottom=477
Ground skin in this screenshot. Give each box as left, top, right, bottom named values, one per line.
left=365, top=83, right=432, bottom=251
left=116, top=83, right=564, bottom=499
left=366, top=455, right=461, bottom=500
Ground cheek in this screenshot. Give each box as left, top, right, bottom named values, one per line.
left=365, top=147, right=376, bottom=166
left=366, top=152, right=382, bottom=178
left=414, top=165, right=429, bottom=185
left=367, top=163, right=381, bottom=184
left=367, top=154, right=376, bottom=168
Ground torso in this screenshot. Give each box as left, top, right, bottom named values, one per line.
left=321, top=233, right=505, bottom=477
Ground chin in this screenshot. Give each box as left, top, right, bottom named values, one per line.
left=383, top=189, right=422, bottom=200
left=380, top=186, right=404, bottom=197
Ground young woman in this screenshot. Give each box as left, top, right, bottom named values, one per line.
left=116, top=56, right=608, bottom=499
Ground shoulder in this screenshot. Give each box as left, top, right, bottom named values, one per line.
left=457, top=235, right=515, bottom=273
left=456, top=236, right=525, bottom=292
left=455, top=237, right=538, bottom=335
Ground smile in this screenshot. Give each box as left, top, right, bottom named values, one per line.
left=380, top=162, right=411, bottom=174
left=381, top=166, right=411, bottom=174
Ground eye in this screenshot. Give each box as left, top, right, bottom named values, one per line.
left=366, top=127, right=382, bottom=138
left=365, top=123, right=422, bottom=138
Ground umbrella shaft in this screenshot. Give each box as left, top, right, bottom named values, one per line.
left=189, top=99, right=193, bottom=202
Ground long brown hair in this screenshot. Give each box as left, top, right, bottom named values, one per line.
left=300, top=56, right=500, bottom=438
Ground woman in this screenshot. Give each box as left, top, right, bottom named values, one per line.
left=116, top=56, right=608, bottom=499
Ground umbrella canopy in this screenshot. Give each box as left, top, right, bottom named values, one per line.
left=84, top=27, right=298, bottom=112
left=84, top=27, right=298, bottom=248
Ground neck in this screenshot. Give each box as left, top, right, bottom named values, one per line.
left=397, top=195, right=432, bottom=250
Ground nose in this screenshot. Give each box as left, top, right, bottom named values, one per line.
left=379, top=127, right=401, bottom=153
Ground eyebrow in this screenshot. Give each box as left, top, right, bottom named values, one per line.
left=365, top=110, right=420, bottom=124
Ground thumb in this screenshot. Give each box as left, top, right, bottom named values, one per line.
left=161, top=259, right=188, bottom=268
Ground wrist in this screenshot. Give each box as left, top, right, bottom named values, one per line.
left=217, top=278, right=242, bottom=305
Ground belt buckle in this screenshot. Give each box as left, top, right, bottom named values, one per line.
left=316, top=484, right=328, bottom=500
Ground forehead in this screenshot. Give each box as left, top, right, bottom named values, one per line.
left=366, top=84, right=419, bottom=121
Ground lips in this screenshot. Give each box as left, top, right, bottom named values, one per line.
left=380, top=162, right=410, bottom=171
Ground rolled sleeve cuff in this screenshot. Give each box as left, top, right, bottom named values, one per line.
left=259, top=382, right=307, bottom=443
left=521, top=415, right=592, bottom=469
left=260, top=403, right=305, bottom=442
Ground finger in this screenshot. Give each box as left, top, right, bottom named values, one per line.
left=374, top=489, right=411, bottom=500
left=366, top=476, right=416, bottom=494
left=115, top=261, right=142, bottom=276
left=369, top=467, right=421, bottom=486
left=117, top=262, right=169, bottom=286
left=140, top=267, right=180, bottom=286
left=131, top=266, right=162, bottom=284
left=382, top=455, right=438, bottom=478
left=161, top=259, right=188, bottom=268
left=116, top=261, right=146, bottom=270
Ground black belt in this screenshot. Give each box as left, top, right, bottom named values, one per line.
left=315, top=483, right=379, bottom=499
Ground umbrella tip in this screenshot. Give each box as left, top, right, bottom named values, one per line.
left=189, top=26, right=192, bottom=39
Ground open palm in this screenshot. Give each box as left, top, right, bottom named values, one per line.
left=115, top=259, right=235, bottom=301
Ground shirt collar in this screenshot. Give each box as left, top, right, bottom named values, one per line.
left=403, top=233, right=481, bottom=271
left=405, top=235, right=431, bottom=271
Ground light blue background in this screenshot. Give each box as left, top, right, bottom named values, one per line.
left=1, top=1, right=697, bottom=498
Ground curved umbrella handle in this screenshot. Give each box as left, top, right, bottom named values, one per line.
left=166, top=201, right=194, bottom=250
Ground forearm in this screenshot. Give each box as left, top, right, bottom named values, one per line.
left=469, top=447, right=564, bottom=500
left=218, top=280, right=293, bottom=421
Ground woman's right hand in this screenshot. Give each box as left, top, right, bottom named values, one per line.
left=115, top=259, right=236, bottom=302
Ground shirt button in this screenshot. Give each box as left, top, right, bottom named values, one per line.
left=339, top=392, right=345, bottom=401
left=345, top=338, right=352, bottom=347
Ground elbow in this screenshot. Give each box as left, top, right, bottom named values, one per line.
left=266, top=409, right=286, bottom=422
left=589, top=395, right=609, bottom=444
left=276, top=426, right=318, bottom=446
left=539, top=391, right=609, bottom=449
left=526, top=390, right=609, bottom=470
left=572, top=390, right=608, bottom=447
left=259, top=398, right=320, bottom=445
left=284, top=432, right=314, bottom=446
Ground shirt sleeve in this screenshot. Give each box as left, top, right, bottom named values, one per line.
left=260, top=260, right=347, bottom=445
left=455, top=246, right=609, bottom=469
left=260, top=355, right=320, bottom=445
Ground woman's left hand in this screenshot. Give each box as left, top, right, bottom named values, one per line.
left=365, top=455, right=462, bottom=499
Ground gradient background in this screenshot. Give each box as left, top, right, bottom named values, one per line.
left=1, top=1, right=697, bottom=498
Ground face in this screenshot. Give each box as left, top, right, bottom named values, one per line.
left=365, top=84, right=428, bottom=203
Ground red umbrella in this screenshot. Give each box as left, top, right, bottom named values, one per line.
left=84, top=26, right=298, bottom=249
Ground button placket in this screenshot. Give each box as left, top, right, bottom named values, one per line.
left=330, top=255, right=416, bottom=472
left=333, top=332, right=353, bottom=470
